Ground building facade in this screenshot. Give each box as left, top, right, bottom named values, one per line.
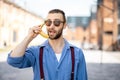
left=0, top=0, right=44, bottom=48
left=65, top=0, right=120, bottom=51
left=97, top=0, right=118, bottom=50
left=1, top=0, right=120, bottom=51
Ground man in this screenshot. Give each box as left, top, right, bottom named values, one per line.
left=7, top=9, right=88, bottom=80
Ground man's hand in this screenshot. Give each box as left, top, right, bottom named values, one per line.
left=27, top=25, right=42, bottom=39
left=10, top=25, right=42, bottom=57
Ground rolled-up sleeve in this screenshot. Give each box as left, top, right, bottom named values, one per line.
left=7, top=47, right=36, bottom=68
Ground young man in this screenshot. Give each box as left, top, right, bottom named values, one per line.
left=7, top=9, right=88, bottom=80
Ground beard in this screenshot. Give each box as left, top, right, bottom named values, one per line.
left=47, top=27, right=63, bottom=40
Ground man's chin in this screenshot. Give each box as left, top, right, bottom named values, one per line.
left=49, top=36, right=55, bottom=40
left=49, top=36, right=60, bottom=40
left=48, top=34, right=55, bottom=39
left=48, top=33, right=62, bottom=40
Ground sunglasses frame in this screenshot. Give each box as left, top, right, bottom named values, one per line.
left=45, top=19, right=64, bottom=27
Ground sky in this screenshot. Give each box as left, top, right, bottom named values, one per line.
left=10, top=0, right=97, bottom=18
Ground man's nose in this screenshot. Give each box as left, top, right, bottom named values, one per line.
left=49, top=22, right=55, bottom=28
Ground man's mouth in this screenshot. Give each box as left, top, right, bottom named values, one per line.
left=49, top=30, right=56, bottom=35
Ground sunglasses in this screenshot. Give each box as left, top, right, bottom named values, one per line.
left=45, top=19, right=64, bottom=27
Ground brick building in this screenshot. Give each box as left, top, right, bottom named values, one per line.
left=65, top=16, right=91, bottom=48
left=66, top=0, right=120, bottom=51
left=97, top=0, right=119, bottom=50
left=1, top=0, right=120, bottom=51
left=0, top=0, right=44, bottom=48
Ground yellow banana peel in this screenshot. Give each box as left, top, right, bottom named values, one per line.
left=39, top=23, right=49, bottom=38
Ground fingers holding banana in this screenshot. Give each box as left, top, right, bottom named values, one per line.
left=38, top=24, right=49, bottom=38
left=39, top=30, right=49, bottom=38
left=32, top=26, right=42, bottom=34
left=32, top=24, right=49, bottom=38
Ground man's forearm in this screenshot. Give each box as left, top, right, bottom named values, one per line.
left=10, top=25, right=41, bottom=57
left=10, top=36, right=33, bottom=57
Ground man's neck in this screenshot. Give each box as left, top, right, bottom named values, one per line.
left=48, top=37, right=65, bottom=54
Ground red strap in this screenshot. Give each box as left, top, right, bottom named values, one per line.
left=70, top=47, right=75, bottom=80
left=39, top=47, right=44, bottom=80
left=39, top=47, right=75, bottom=80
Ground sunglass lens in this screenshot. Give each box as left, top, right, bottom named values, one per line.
left=45, top=20, right=52, bottom=26
left=54, top=20, right=61, bottom=26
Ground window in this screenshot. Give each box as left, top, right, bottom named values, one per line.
left=67, top=16, right=90, bottom=29
left=118, top=2, right=120, bottom=46
left=118, top=1, right=120, bottom=18
left=13, top=31, right=17, bottom=42
left=118, top=24, right=120, bottom=45
left=98, top=0, right=103, bottom=4
left=97, top=0, right=103, bottom=7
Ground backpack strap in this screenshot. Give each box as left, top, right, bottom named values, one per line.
left=70, top=47, right=75, bottom=80
left=39, top=47, right=75, bottom=80
left=39, top=47, right=44, bottom=80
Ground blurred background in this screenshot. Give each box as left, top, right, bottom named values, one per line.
left=0, top=0, right=120, bottom=80
left=0, top=0, right=120, bottom=51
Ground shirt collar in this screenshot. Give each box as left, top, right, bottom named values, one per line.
left=40, top=39, right=73, bottom=50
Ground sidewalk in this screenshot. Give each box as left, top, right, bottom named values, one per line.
left=83, top=50, right=120, bottom=80
left=0, top=52, right=9, bottom=62
left=0, top=49, right=120, bottom=80
left=1, top=49, right=120, bottom=63
left=83, top=50, right=120, bottom=63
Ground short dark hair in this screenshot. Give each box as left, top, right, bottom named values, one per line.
left=48, top=9, right=66, bottom=23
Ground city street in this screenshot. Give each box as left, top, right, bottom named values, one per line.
left=1, top=0, right=120, bottom=80
left=84, top=50, right=120, bottom=80
left=0, top=50, right=120, bottom=80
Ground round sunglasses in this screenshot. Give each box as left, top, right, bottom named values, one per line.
left=45, top=19, right=64, bottom=27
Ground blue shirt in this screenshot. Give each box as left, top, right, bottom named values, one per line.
left=7, top=39, right=88, bottom=80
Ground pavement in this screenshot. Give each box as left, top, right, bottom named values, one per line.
left=83, top=50, right=120, bottom=80
left=0, top=49, right=120, bottom=80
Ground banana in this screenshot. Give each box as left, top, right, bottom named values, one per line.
left=39, top=23, right=49, bottom=38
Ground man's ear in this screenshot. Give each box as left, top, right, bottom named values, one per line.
left=63, top=23, right=67, bottom=29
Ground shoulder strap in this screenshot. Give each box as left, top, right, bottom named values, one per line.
left=39, top=47, right=75, bottom=80
left=70, top=47, right=75, bottom=80
left=39, top=47, right=44, bottom=80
